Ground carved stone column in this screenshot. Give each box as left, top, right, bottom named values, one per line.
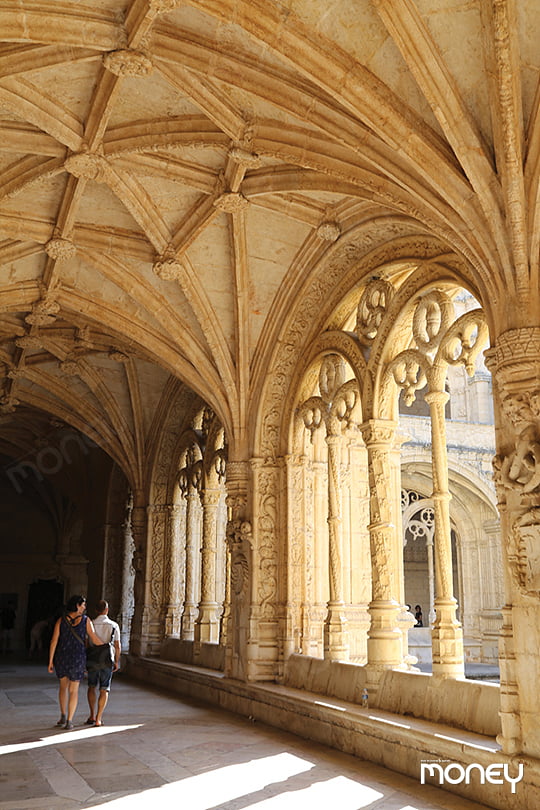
left=181, top=481, right=200, bottom=640
left=283, top=454, right=310, bottom=660
left=194, top=487, right=221, bottom=644
left=220, top=537, right=231, bottom=648
left=298, top=355, right=358, bottom=662
left=426, top=532, right=436, bottom=626
left=361, top=419, right=404, bottom=681
left=129, top=501, right=148, bottom=655
left=224, top=460, right=252, bottom=680
left=486, top=328, right=540, bottom=756
left=164, top=503, right=184, bottom=638
left=101, top=523, right=124, bottom=618
left=424, top=389, right=464, bottom=678
left=145, top=503, right=169, bottom=653
left=324, top=430, right=349, bottom=660
left=119, top=495, right=135, bottom=650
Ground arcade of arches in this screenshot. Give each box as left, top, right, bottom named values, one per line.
left=2, top=2, right=540, bottom=807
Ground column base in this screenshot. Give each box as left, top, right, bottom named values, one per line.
left=431, top=598, right=464, bottom=678
left=367, top=599, right=404, bottom=669
left=180, top=604, right=198, bottom=641
left=324, top=602, right=349, bottom=662
left=194, top=603, right=220, bottom=644
left=164, top=605, right=182, bottom=637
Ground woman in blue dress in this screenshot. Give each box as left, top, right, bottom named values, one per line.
left=48, top=595, right=102, bottom=729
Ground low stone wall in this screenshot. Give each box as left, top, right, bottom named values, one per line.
left=283, top=654, right=501, bottom=737
left=159, top=637, right=225, bottom=671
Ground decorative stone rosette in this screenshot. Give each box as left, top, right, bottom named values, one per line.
left=317, top=221, right=341, bottom=242
left=64, top=152, right=108, bottom=183
left=45, top=238, right=76, bottom=261
left=103, top=50, right=153, bottom=78
left=153, top=255, right=183, bottom=281
left=213, top=192, right=249, bottom=213
left=25, top=298, right=60, bottom=326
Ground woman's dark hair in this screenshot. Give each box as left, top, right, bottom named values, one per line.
left=65, top=594, right=86, bottom=613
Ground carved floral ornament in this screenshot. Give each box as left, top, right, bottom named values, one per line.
left=59, top=359, right=80, bottom=377
left=298, top=354, right=359, bottom=438
left=148, top=0, right=180, bottom=12
left=45, top=238, right=76, bottom=261
left=0, top=395, right=19, bottom=414
left=317, top=221, right=341, bottom=242
left=213, top=192, right=249, bottom=213
left=15, top=334, right=42, bottom=350
left=511, top=509, right=540, bottom=598
left=25, top=297, right=60, bottom=326
left=64, top=152, right=108, bottom=183
left=102, top=50, right=153, bottom=78
left=153, top=254, right=183, bottom=282
left=109, top=350, right=129, bottom=363
left=489, top=333, right=540, bottom=502
left=229, top=146, right=262, bottom=168
left=494, top=391, right=540, bottom=499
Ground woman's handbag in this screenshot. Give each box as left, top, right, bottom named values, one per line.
left=86, top=627, right=115, bottom=671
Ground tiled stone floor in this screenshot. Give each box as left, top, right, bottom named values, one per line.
left=0, top=657, right=494, bottom=809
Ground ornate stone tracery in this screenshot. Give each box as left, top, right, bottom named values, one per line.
left=378, top=288, right=488, bottom=677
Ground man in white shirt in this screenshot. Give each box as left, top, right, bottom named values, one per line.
left=85, top=600, right=121, bottom=727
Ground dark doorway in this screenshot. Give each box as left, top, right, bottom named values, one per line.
left=26, top=579, right=64, bottom=649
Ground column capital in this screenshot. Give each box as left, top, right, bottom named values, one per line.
left=424, top=390, right=449, bottom=406
left=487, top=327, right=540, bottom=394
left=360, top=419, right=397, bottom=446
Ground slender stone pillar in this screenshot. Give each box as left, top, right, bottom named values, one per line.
left=298, top=356, right=358, bottom=662
left=424, top=390, right=464, bottom=677
left=361, top=419, right=404, bottom=679
left=195, top=486, right=221, bottom=643
left=223, top=460, right=252, bottom=680
left=119, top=495, right=135, bottom=650
left=426, top=532, right=436, bottom=627
left=323, top=430, right=349, bottom=660
left=181, top=481, right=200, bottom=640
left=164, top=503, right=184, bottom=637
left=129, top=501, right=148, bottom=655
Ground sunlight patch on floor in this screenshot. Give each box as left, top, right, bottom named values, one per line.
left=87, top=751, right=319, bottom=808
left=0, top=724, right=142, bottom=755
left=237, top=774, right=384, bottom=808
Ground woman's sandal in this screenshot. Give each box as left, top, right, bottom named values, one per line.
left=55, top=714, right=66, bottom=726
left=84, top=717, right=95, bottom=725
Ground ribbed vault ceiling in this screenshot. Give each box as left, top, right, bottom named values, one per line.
left=1, top=0, right=539, bottom=482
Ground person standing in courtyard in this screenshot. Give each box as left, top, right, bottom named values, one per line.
left=86, top=599, right=121, bottom=727
left=48, top=595, right=102, bottom=729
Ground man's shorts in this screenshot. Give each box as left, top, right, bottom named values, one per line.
left=87, top=667, right=113, bottom=691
